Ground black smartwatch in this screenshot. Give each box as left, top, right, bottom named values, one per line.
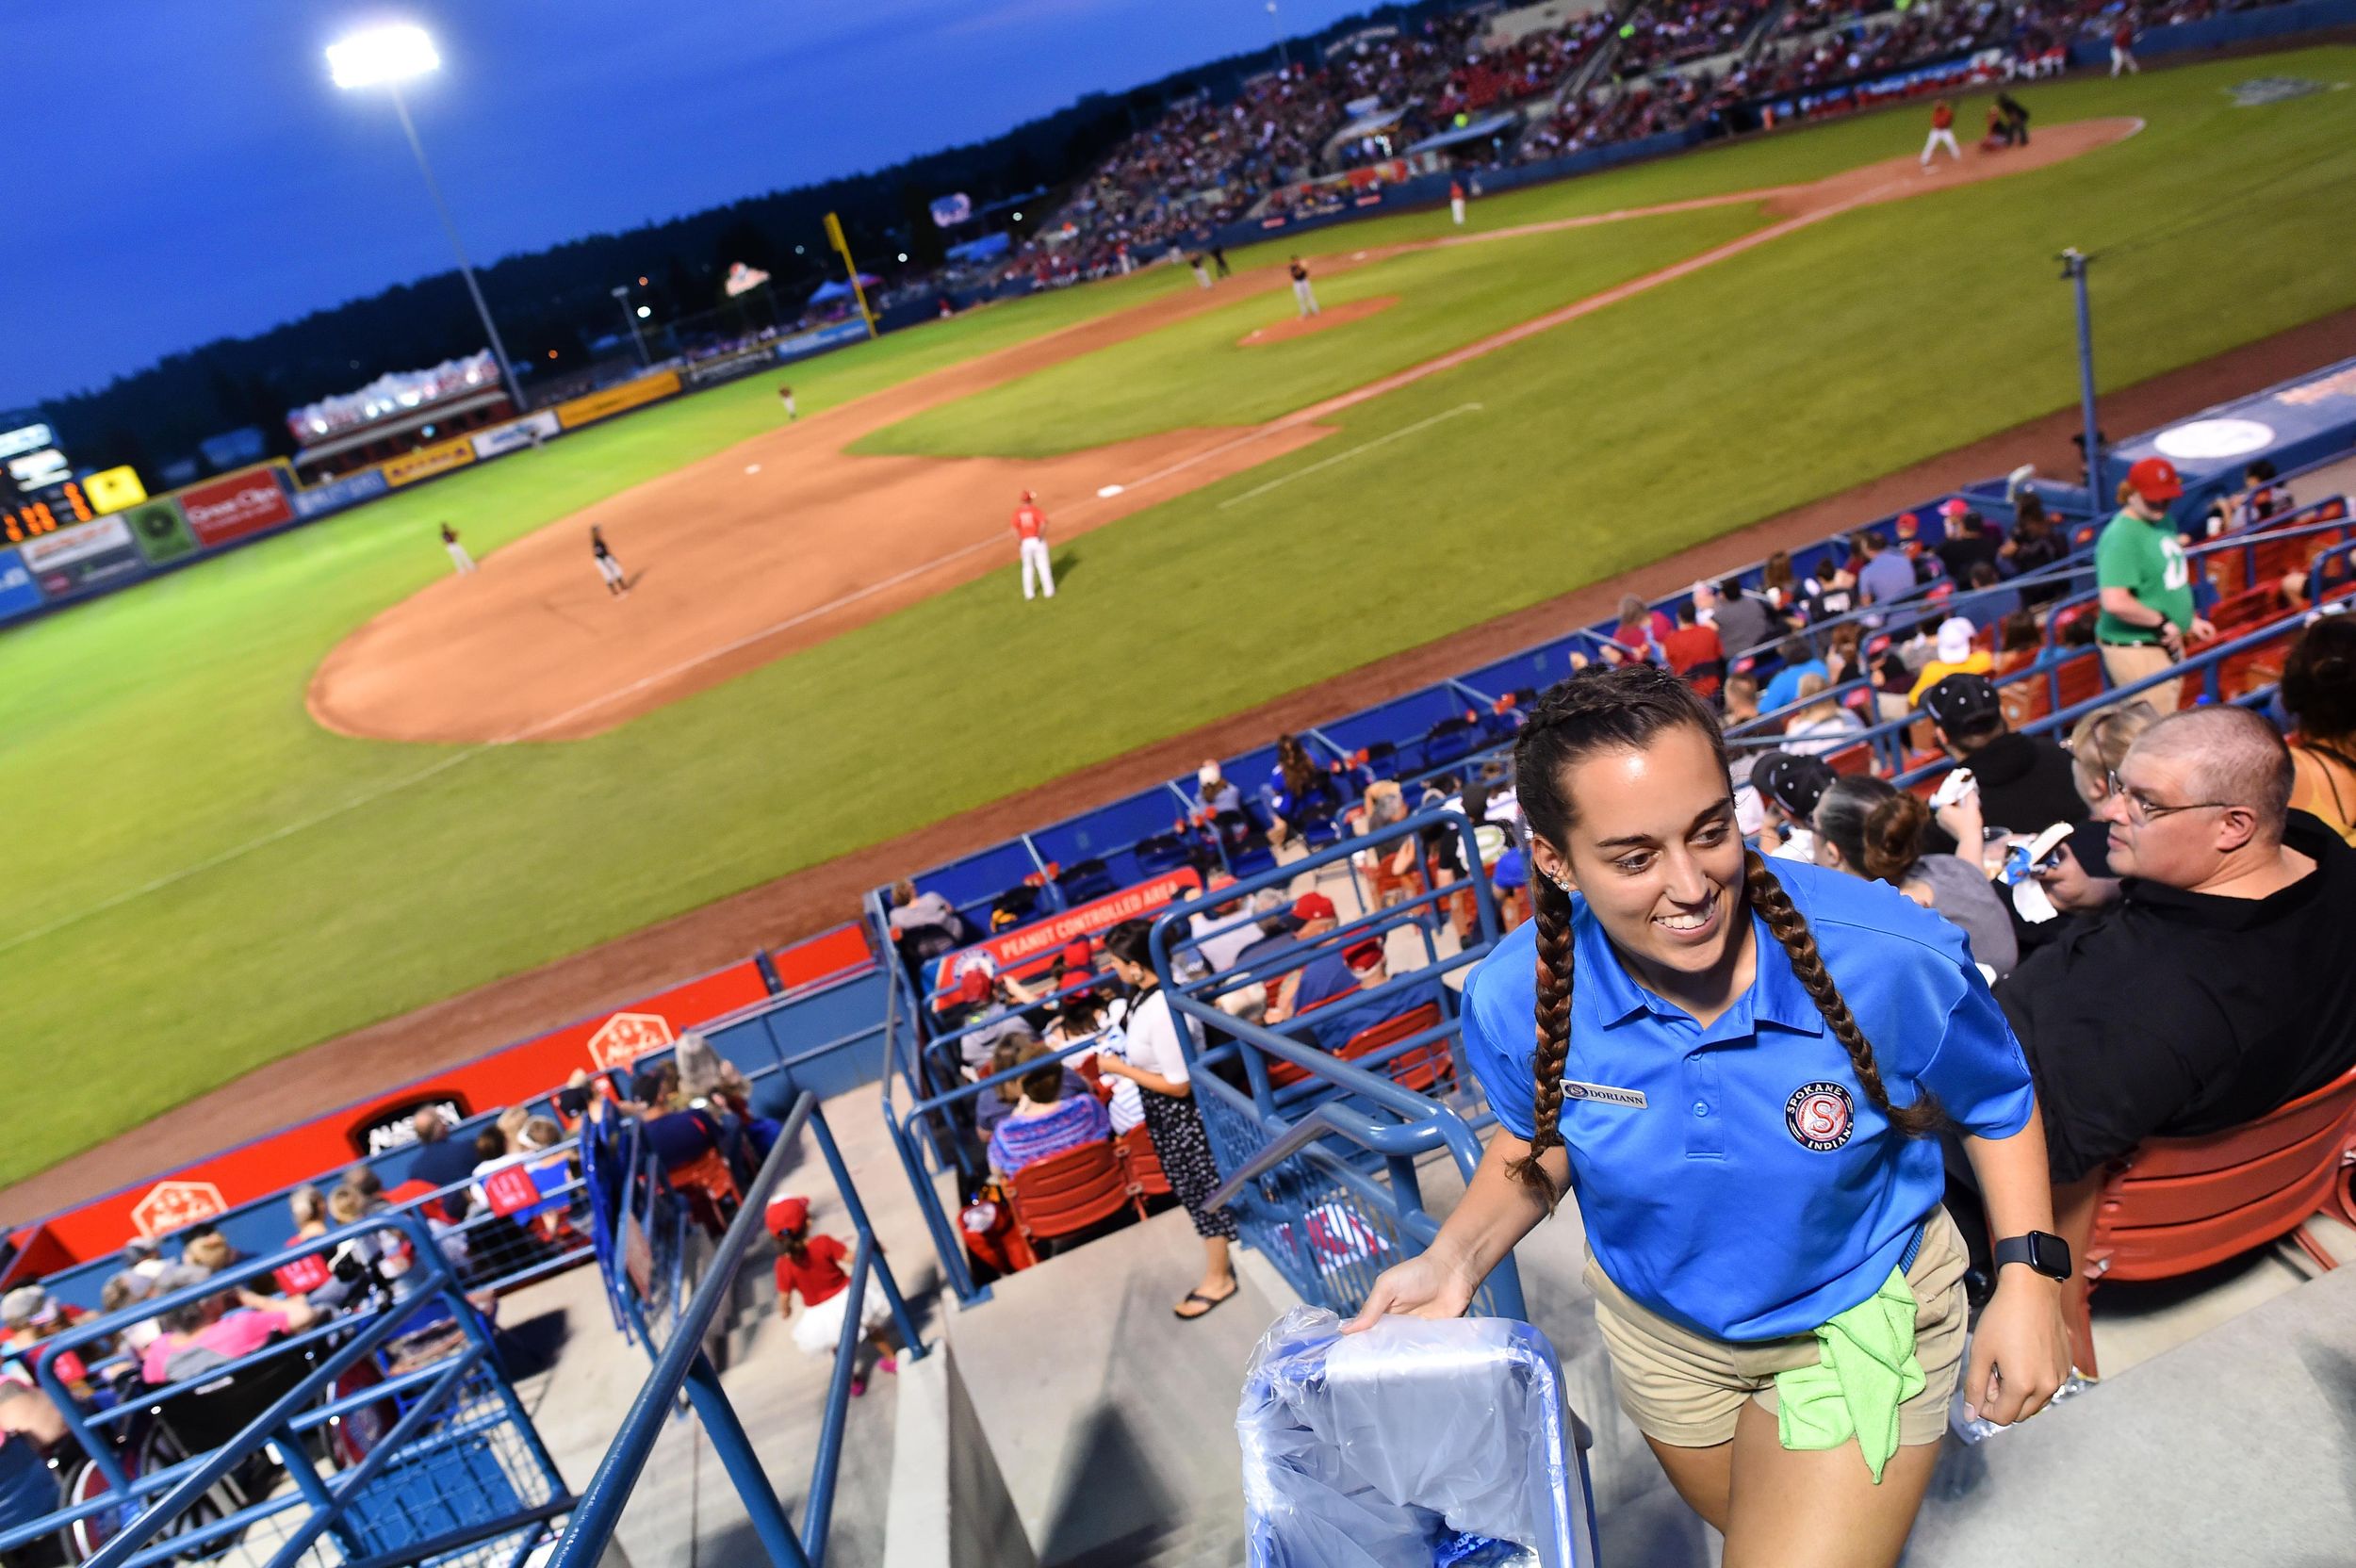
left=1993, top=1231, right=2071, bottom=1282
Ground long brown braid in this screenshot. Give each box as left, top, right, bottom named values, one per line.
left=1501, top=666, right=1940, bottom=1209
left=1503, top=873, right=1577, bottom=1212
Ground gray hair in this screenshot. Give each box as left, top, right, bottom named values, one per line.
left=2133, top=708, right=2294, bottom=841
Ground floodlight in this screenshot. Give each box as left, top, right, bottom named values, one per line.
left=327, top=24, right=441, bottom=90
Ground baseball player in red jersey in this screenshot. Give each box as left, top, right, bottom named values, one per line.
left=1012, top=490, right=1055, bottom=600
left=1922, top=99, right=1960, bottom=167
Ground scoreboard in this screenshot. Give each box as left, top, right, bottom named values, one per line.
left=0, top=420, right=93, bottom=546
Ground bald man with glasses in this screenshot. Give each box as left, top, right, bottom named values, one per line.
left=1992, top=707, right=2356, bottom=1226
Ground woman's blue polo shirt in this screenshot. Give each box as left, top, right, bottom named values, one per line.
left=1463, top=857, right=2033, bottom=1343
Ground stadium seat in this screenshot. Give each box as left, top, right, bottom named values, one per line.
left=1056, top=857, right=1119, bottom=904
left=1420, top=715, right=1480, bottom=771
left=1335, top=1003, right=1449, bottom=1094
left=1005, top=1142, right=1145, bottom=1250
left=1132, top=832, right=1197, bottom=875
left=1116, top=1125, right=1172, bottom=1200
left=1824, top=743, right=1873, bottom=777
left=2066, top=1064, right=2356, bottom=1379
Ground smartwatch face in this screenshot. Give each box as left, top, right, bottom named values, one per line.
left=2026, top=1232, right=2069, bottom=1277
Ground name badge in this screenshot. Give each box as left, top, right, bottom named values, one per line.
left=1562, top=1080, right=1646, bottom=1109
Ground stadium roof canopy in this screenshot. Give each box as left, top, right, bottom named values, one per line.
left=1405, top=110, right=1522, bottom=154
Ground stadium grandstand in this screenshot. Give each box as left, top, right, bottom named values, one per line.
left=8, top=358, right=2355, bottom=1563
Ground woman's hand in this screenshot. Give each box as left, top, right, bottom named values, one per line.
left=1095, top=1056, right=1135, bottom=1082
left=1962, top=1273, right=2072, bottom=1426
left=1343, top=1245, right=1482, bottom=1331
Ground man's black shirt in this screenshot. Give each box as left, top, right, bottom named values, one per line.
left=1997, top=813, right=2356, bottom=1183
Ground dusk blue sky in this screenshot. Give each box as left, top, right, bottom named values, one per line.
left=0, top=0, right=1379, bottom=411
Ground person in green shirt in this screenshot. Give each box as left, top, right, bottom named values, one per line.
left=2094, top=457, right=2214, bottom=713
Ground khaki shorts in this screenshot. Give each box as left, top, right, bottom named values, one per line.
left=2098, top=640, right=2183, bottom=713
left=1585, top=1208, right=1970, bottom=1450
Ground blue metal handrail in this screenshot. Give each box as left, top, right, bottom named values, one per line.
left=553, top=1090, right=924, bottom=1568
left=5, top=1205, right=569, bottom=1568
left=1890, top=603, right=2327, bottom=789
left=1142, top=810, right=1525, bottom=1317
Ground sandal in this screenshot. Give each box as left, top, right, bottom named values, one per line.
left=1173, top=1282, right=1238, bottom=1321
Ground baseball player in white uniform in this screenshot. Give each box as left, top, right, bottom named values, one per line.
left=1012, top=490, right=1055, bottom=601
left=592, top=526, right=628, bottom=597
left=1288, top=256, right=1319, bottom=318
left=440, top=522, right=475, bottom=575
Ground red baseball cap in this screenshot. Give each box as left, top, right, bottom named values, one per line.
left=1895, top=513, right=1920, bottom=538
left=1291, top=891, right=1336, bottom=923
left=1057, top=940, right=1092, bottom=972
left=1342, top=938, right=1385, bottom=972
left=1938, top=498, right=1971, bottom=518
left=956, top=969, right=991, bottom=1004
left=764, top=1194, right=810, bottom=1237
left=2126, top=456, right=2183, bottom=502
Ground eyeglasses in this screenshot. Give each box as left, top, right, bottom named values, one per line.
left=2106, top=770, right=2233, bottom=825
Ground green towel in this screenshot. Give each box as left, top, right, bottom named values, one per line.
left=1773, top=1266, right=1925, bottom=1483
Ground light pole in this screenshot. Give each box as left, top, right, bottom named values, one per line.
left=1268, top=0, right=1289, bottom=69
left=2060, top=248, right=2103, bottom=509
left=329, top=24, right=527, bottom=414
left=611, top=286, right=651, bottom=368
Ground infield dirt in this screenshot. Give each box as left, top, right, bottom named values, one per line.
left=307, top=121, right=2137, bottom=746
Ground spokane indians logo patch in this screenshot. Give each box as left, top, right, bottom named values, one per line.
left=1784, top=1082, right=1855, bottom=1152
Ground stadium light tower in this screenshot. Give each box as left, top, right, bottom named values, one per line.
left=330, top=24, right=527, bottom=414
left=1268, top=0, right=1290, bottom=69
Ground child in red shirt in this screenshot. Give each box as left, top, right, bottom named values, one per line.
left=768, top=1195, right=901, bottom=1395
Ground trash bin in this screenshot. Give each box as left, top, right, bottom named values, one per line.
left=1238, top=1305, right=1599, bottom=1568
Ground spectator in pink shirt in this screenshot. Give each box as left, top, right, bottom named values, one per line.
left=139, top=1264, right=319, bottom=1386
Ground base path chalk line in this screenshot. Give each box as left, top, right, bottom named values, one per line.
left=1219, top=404, right=1484, bottom=510
left=7, top=124, right=2143, bottom=953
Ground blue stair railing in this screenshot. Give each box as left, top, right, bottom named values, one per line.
left=552, top=1089, right=924, bottom=1568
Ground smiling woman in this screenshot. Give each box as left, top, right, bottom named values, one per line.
left=1347, top=666, right=2074, bottom=1563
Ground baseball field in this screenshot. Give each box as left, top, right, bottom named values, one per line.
left=8, top=47, right=2356, bottom=1191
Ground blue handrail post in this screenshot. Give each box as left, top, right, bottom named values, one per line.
left=802, top=1238, right=875, bottom=1564
left=807, top=1102, right=927, bottom=1356
left=2062, top=247, right=2104, bottom=509
left=680, top=1350, right=815, bottom=1568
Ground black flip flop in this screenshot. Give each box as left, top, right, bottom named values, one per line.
left=1173, top=1284, right=1238, bottom=1321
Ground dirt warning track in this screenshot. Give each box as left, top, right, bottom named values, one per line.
left=308, top=119, right=2138, bottom=746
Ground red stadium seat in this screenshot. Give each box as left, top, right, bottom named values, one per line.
left=2066, top=1065, right=2356, bottom=1379
left=1336, top=1003, right=1449, bottom=1093
left=1005, top=1141, right=1144, bottom=1249
left=2053, top=648, right=2104, bottom=711
left=1824, top=743, right=1873, bottom=776
left=1116, top=1125, right=1171, bottom=1200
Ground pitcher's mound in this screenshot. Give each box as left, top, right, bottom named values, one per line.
left=1240, top=295, right=1399, bottom=346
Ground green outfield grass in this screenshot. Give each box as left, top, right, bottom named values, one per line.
left=7, top=47, right=2356, bottom=1189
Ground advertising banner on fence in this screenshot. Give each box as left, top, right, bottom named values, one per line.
left=774, top=320, right=867, bottom=366
left=932, top=868, right=1204, bottom=991
left=26, top=957, right=777, bottom=1261
left=556, top=370, right=682, bottom=431
left=178, top=465, right=294, bottom=547
left=683, top=350, right=777, bottom=390
left=21, top=515, right=144, bottom=598
left=123, top=498, right=198, bottom=564
left=0, top=547, right=43, bottom=623
left=468, top=410, right=561, bottom=460
left=291, top=466, right=389, bottom=518
left=381, top=435, right=478, bottom=488
left=84, top=466, right=148, bottom=514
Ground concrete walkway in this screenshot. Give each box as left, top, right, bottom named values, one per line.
left=501, top=1080, right=949, bottom=1568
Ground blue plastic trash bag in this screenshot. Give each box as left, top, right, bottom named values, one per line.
left=1238, top=1305, right=1597, bottom=1568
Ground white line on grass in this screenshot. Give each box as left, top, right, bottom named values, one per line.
left=1216, top=403, right=1482, bottom=510
left=8, top=133, right=2092, bottom=953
